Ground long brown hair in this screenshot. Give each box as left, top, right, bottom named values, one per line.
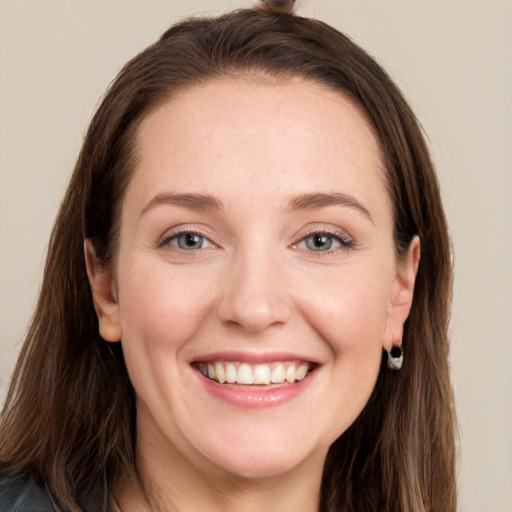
left=0, top=9, right=456, bottom=511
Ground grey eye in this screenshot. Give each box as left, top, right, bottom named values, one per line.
left=304, top=233, right=336, bottom=251
left=174, top=233, right=210, bottom=250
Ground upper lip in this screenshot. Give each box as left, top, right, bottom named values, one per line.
left=190, top=350, right=321, bottom=365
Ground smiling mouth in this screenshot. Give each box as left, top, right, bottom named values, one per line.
left=195, top=361, right=314, bottom=386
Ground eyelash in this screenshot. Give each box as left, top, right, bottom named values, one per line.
left=294, top=230, right=356, bottom=254
left=157, top=230, right=215, bottom=251
left=157, top=229, right=355, bottom=254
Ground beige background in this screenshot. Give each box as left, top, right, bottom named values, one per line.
left=1, top=1, right=511, bottom=510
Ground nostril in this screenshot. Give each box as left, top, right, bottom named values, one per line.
left=218, top=294, right=292, bottom=333
left=216, top=257, right=293, bottom=332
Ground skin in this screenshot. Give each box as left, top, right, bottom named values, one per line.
left=86, top=76, right=419, bottom=512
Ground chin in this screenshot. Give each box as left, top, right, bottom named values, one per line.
left=207, top=446, right=315, bottom=480
left=187, top=418, right=329, bottom=480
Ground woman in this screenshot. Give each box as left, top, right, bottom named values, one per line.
left=0, top=4, right=456, bottom=511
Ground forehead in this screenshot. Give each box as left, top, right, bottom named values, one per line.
left=127, top=76, right=389, bottom=221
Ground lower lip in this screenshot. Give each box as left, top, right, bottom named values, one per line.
left=196, top=370, right=315, bottom=409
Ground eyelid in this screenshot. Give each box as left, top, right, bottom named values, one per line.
left=157, top=227, right=218, bottom=250
left=156, top=224, right=355, bottom=254
left=292, top=227, right=356, bottom=253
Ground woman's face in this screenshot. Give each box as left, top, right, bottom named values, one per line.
left=89, top=77, right=418, bottom=481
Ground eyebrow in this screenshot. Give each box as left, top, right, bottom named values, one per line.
left=141, top=192, right=223, bottom=216
left=140, top=191, right=373, bottom=223
left=287, top=192, right=374, bottom=224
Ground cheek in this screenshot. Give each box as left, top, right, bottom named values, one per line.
left=312, top=309, right=385, bottom=439
left=115, top=260, right=216, bottom=384
left=316, top=284, right=387, bottom=384
left=298, top=263, right=391, bottom=354
left=295, top=263, right=390, bottom=429
left=119, top=258, right=214, bottom=333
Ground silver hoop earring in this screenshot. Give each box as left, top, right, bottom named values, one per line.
left=387, top=344, right=403, bottom=371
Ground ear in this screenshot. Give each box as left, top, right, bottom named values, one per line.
left=383, top=236, right=420, bottom=350
left=84, top=239, right=122, bottom=342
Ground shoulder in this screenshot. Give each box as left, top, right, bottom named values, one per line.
left=0, top=472, right=58, bottom=511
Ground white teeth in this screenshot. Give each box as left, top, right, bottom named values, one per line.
left=285, top=363, right=296, bottom=383
left=198, top=361, right=311, bottom=385
left=215, top=362, right=226, bottom=384
left=237, top=363, right=253, bottom=385
left=253, top=364, right=271, bottom=385
left=225, top=363, right=237, bottom=384
left=271, top=364, right=286, bottom=384
left=295, top=363, right=308, bottom=380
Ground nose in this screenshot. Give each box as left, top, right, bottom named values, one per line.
left=217, top=249, right=293, bottom=333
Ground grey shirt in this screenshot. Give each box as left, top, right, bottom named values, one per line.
left=0, top=473, right=111, bottom=512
